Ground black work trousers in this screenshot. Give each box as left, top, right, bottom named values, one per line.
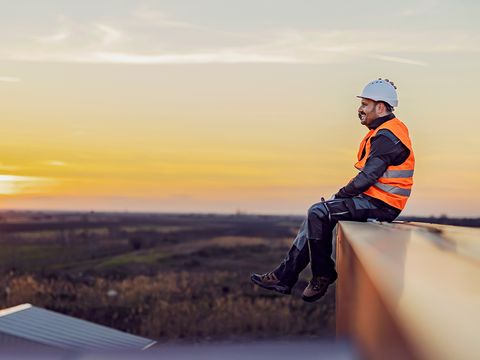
left=273, top=194, right=400, bottom=286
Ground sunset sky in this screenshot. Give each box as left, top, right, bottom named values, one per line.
left=0, top=0, right=479, bottom=216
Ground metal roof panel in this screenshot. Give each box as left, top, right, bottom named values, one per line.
left=0, top=304, right=156, bottom=351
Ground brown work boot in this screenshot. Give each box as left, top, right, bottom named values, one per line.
left=302, top=273, right=337, bottom=302
left=250, top=271, right=291, bottom=294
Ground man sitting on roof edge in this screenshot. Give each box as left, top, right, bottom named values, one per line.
left=251, top=78, right=415, bottom=302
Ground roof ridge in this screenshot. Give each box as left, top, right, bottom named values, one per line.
left=0, top=303, right=32, bottom=318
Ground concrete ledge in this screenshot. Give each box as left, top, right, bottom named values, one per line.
left=336, top=221, right=480, bottom=360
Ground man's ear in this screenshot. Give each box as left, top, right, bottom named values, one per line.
left=375, top=102, right=385, bottom=114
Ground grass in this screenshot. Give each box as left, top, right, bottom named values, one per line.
left=0, top=211, right=335, bottom=342
left=95, top=250, right=167, bottom=269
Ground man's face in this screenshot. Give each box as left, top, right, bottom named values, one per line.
left=357, top=98, right=380, bottom=127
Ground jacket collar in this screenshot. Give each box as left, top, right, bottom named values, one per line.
left=368, top=113, right=395, bottom=130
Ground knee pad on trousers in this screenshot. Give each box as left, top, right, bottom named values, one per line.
left=307, top=203, right=330, bottom=222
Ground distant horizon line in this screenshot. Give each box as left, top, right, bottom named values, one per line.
left=0, top=207, right=478, bottom=220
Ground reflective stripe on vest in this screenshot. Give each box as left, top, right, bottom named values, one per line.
left=382, top=169, right=414, bottom=178
left=373, top=182, right=412, bottom=196
left=354, top=117, right=415, bottom=210
left=357, top=168, right=414, bottom=179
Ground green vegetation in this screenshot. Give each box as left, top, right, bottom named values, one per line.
left=0, top=211, right=335, bottom=341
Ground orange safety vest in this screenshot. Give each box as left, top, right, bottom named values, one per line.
left=355, top=118, right=415, bottom=210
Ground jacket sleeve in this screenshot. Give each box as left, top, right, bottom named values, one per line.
left=334, top=130, right=410, bottom=198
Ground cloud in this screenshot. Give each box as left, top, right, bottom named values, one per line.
left=0, top=163, right=20, bottom=171
left=5, top=48, right=348, bottom=65
left=34, top=31, right=71, bottom=43
left=132, top=5, right=196, bottom=29
left=5, top=23, right=480, bottom=66
left=95, top=24, right=123, bottom=45
left=46, top=161, right=66, bottom=167
left=31, top=16, right=124, bottom=48
left=368, top=54, right=428, bottom=66
left=0, top=175, right=56, bottom=195
left=0, top=47, right=426, bottom=67
left=90, top=51, right=302, bottom=64
left=0, top=76, right=20, bottom=82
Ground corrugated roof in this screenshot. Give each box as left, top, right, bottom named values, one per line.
left=0, top=304, right=156, bottom=351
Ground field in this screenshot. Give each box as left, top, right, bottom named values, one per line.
left=0, top=211, right=336, bottom=342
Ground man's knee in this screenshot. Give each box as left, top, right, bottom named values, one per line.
left=307, top=203, right=329, bottom=223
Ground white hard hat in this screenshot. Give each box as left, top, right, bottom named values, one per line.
left=357, top=78, right=398, bottom=107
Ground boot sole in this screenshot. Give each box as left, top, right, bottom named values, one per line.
left=250, top=274, right=291, bottom=295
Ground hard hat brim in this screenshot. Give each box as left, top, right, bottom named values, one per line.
left=356, top=95, right=397, bottom=107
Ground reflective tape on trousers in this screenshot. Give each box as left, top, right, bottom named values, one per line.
left=373, top=182, right=412, bottom=196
